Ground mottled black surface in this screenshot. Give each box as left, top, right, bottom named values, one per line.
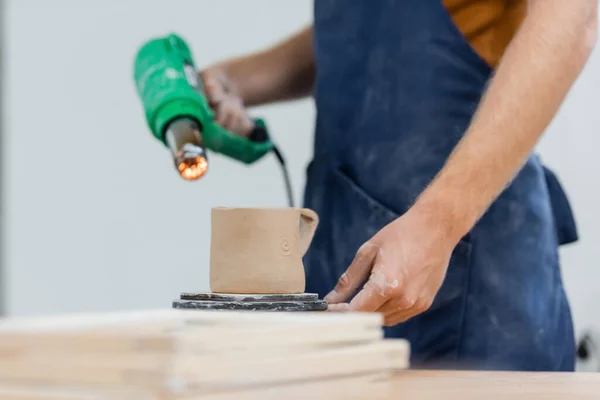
left=180, top=292, right=319, bottom=302
left=172, top=299, right=328, bottom=312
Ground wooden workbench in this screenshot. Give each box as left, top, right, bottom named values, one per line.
left=1, top=367, right=598, bottom=399
left=385, top=370, right=600, bottom=399
left=200, top=370, right=600, bottom=400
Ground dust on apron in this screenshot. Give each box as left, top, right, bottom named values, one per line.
left=303, top=0, right=577, bottom=371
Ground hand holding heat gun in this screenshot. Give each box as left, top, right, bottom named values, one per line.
left=133, top=33, right=294, bottom=206
left=133, top=34, right=273, bottom=174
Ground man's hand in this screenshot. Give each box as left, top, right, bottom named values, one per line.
left=324, top=207, right=458, bottom=326
left=200, top=67, right=254, bottom=137
left=197, top=26, right=315, bottom=137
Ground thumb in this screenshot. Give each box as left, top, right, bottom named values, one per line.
left=324, top=242, right=378, bottom=304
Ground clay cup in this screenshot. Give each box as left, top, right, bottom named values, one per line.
left=210, top=207, right=319, bottom=294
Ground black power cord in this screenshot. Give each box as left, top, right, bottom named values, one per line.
left=249, top=123, right=294, bottom=208
left=272, top=145, right=294, bottom=208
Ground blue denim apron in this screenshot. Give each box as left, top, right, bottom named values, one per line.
left=303, top=0, right=578, bottom=371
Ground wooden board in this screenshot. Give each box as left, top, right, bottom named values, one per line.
left=0, top=308, right=409, bottom=399
left=0, top=340, right=408, bottom=387
left=0, top=308, right=382, bottom=332
left=0, top=324, right=382, bottom=355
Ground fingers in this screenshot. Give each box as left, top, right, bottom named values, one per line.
left=377, top=297, right=414, bottom=327
left=378, top=296, right=414, bottom=315
left=327, top=295, right=433, bottom=326
left=216, top=102, right=235, bottom=128
left=347, top=270, right=392, bottom=313
left=214, top=99, right=253, bottom=137
left=324, top=243, right=379, bottom=304
left=202, top=74, right=227, bottom=106
left=379, top=294, right=434, bottom=326
left=346, top=250, right=405, bottom=312
left=238, top=115, right=254, bottom=135
left=326, top=268, right=435, bottom=325
left=200, top=69, right=252, bottom=137
left=383, top=310, right=413, bottom=327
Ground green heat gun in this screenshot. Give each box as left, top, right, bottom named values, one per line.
left=133, top=33, right=293, bottom=205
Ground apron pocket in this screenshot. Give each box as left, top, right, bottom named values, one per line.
left=332, top=165, right=402, bottom=223
left=332, top=165, right=472, bottom=246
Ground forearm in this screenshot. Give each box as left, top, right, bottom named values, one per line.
left=413, top=0, right=597, bottom=242
left=215, top=26, right=315, bottom=106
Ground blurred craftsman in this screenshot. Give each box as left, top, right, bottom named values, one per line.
left=199, top=0, right=597, bottom=370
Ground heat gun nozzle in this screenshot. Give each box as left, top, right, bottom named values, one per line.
left=165, top=118, right=208, bottom=181
left=176, top=147, right=208, bottom=181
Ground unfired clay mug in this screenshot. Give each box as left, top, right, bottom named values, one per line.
left=210, top=207, right=319, bottom=294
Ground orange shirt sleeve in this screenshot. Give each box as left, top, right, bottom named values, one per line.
left=443, top=0, right=527, bottom=68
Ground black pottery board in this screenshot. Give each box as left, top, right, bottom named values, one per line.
left=174, top=292, right=328, bottom=312
left=172, top=299, right=328, bottom=312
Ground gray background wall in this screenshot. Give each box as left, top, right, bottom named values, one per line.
left=3, top=0, right=599, bottom=340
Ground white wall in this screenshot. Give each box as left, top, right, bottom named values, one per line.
left=3, top=0, right=599, bottom=341
left=3, top=0, right=315, bottom=315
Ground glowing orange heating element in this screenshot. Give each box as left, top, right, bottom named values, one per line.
left=178, top=156, right=208, bottom=181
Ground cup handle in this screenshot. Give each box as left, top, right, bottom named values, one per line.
left=299, top=208, right=319, bottom=256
